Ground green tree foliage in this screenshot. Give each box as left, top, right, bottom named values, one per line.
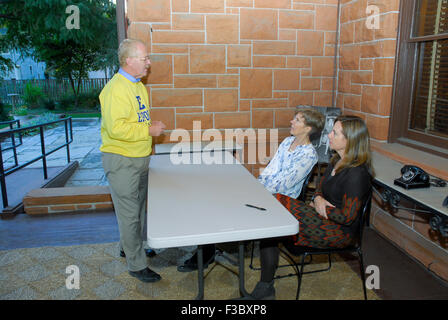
left=0, top=0, right=118, bottom=105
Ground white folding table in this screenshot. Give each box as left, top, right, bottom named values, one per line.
left=147, top=151, right=299, bottom=299
left=154, top=140, right=243, bottom=159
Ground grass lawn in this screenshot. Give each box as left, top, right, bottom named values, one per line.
left=0, top=108, right=100, bottom=129
left=64, top=112, right=101, bottom=118
left=27, top=108, right=101, bottom=118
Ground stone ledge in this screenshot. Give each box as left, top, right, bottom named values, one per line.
left=371, top=200, right=448, bottom=282
left=371, top=141, right=448, bottom=181
left=23, top=186, right=113, bottom=215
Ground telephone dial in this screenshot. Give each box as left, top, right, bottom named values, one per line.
left=394, top=165, right=430, bottom=189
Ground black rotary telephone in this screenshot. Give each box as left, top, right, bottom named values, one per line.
left=394, top=165, right=430, bottom=189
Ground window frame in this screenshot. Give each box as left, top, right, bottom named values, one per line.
left=390, top=0, right=448, bottom=158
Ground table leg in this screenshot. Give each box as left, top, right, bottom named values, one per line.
left=238, top=242, right=251, bottom=297
left=195, top=246, right=204, bottom=300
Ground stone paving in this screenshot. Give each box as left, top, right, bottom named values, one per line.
left=1, top=118, right=107, bottom=187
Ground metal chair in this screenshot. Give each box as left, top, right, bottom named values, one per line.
left=282, top=192, right=372, bottom=300
left=248, top=165, right=316, bottom=273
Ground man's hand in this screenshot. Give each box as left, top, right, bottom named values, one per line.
left=310, top=195, right=335, bottom=219
left=149, top=120, right=166, bottom=137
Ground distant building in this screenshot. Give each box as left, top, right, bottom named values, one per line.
left=1, top=29, right=111, bottom=80
left=1, top=50, right=47, bottom=80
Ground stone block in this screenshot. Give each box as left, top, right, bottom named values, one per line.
left=152, top=31, right=205, bottom=44
left=145, top=55, right=172, bottom=85
left=176, top=113, right=214, bottom=130
left=150, top=108, right=175, bottom=130
left=191, top=0, right=224, bottom=13
left=279, top=10, right=314, bottom=29
left=373, top=58, right=395, bottom=85
left=128, top=0, right=170, bottom=22
left=298, top=31, right=324, bottom=56
left=253, top=41, right=296, bottom=55
left=254, top=0, right=291, bottom=9
left=240, top=69, right=273, bottom=99
left=227, top=45, right=251, bottom=67
left=252, top=109, right=274, bottom=128
left=240, top=8, right=278, bottom=40
left=339, top=46, right=360, bottom=70
left=312, top=57, right=335, bottom=77
left=174, top=75, right=217, bottom=88
left=316, top=5, right=338, bottom=31
left=206, top=15, right=239, bottom=44
left=172, top=14, right=204, bottom=30
left=214, top=112, right=251, bottom=129
left=361, top=85, right=379, bottom=114
left=152, top=89, right=203, bottom=107
left=173, top=0, right=189, bottom=12
left=274, top=69, right=300, bottom=90
left=204, top=89, right=239, bottom=112
left=190, top=45, right=226, bottom=74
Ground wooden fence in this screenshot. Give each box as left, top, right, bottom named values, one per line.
left=0, top=78, right=109, bottom=106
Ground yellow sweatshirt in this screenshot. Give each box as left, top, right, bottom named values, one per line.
left=99, top=73, right=152, bottom=157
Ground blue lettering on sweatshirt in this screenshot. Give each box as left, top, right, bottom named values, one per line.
left=136, top=96, right=146, bottom=110
left=136, top=96, right=150, bottom=123
left=137, top=111, right=150, bottom=123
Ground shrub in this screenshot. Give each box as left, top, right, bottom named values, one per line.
left=14, top=105, right=28, bottom=116
left=0, top=100, right=12, bottom=122
left=56, top=94, right=76, bottom=111
left=39, top=97, right=56, bottom=111
left=22, top=82, right=45, bottom=109
left=56, top=89, right=101, bottom=112
left=76, top=88, right=101, bottom=110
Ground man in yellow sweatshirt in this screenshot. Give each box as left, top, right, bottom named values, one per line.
left=100, top=39, right=165, bottom=283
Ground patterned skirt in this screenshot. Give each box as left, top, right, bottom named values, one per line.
left=275, top=193, right=354, bottom=249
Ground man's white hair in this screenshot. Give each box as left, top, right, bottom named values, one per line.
left=118, top=39, right=145, bottom=67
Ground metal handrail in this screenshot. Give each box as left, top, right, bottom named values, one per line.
left=0, top=117, right=73, bottom=209
left=0, top=119, right=23, bottom=169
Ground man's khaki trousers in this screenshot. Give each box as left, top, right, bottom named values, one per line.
left=102, top=152, right=150, bottom=272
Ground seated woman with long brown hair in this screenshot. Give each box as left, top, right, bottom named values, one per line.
left=248, top=115, right=374, bottom=300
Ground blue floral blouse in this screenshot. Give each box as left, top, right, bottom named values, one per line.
left=258, top=136, right=318, bottom=199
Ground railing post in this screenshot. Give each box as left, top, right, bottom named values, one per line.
left=0, top=143, right=8, bottom=208
left=9, top=121, right=18, bottom=168
left=17, top=120, right=22, bottom=145
left=65, top=119, right=71, bottom=163
left=39, top=126, right=48, bottom=180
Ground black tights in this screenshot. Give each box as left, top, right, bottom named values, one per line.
left=259, top=238, right=280, bottom=283
left=259, top=237, right=304, bottom=282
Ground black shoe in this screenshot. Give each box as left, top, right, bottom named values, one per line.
left=177, top=252, right=215, bottom=272
left=249, top=281, right=276, bottom=300
left=128, top=267, right=161, bottom=283
left=120, top=249, right=156, bottom=258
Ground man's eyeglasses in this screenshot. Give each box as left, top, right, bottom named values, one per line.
left=132, top=55, right=151, bottom=62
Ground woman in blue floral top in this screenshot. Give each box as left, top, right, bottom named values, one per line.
left=258, top=108, right=325, bottom=198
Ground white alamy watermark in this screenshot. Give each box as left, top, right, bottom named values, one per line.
left=365, top=5, right=380, bottom=30
left=169, top=121, right=279, bottom=165
left=65, top=265, right=80, bottom=290
left=365, top=265, right=380, bottom=290
left=66, top=5, right=80, bottom=30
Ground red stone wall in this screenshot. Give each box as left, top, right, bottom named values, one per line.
left=126, top=0, right=339, bottom=140
left=336, top=0, right=399, bottom=141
